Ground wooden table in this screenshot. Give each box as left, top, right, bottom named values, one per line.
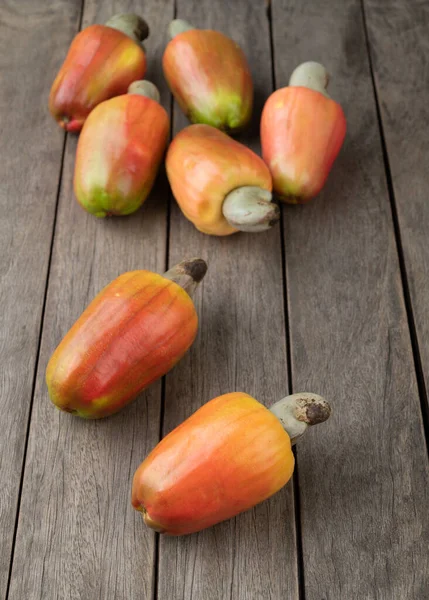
left=1, top=0, right=428, bottom=598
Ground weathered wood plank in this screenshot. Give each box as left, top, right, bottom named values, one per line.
left=363, top=0, right=429, bottom=416
left=159, top=2, right=299, bottom=599
left=0, top=0, right=83, bottom=595
left=271, top=0, right=429, bottom=598
left=7, top=1, right=174, bottom=598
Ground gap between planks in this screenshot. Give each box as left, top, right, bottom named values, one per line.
left=152, top=1, right=178, bottom=598
left=265, top=2, right=307, bottom=600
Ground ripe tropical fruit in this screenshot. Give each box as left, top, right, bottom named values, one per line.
left=46, top=259, right=207, bottom=419
left=49, top=13, right=149, bottom=132
left=132, top=391, right=331, bottom=534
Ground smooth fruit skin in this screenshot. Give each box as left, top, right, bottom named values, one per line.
left=132, top=392, right=294, bottom=535
left=163, top=30, right=253, bottom=133
left=49, top=25, right=146, bottom=133
left=74, top=95, right=169, bottom=217
left=46, top=272, right=197, bottom=418
left=261, top=87, right=346, bottom=203
left=166, top=124, right=272, bottom=235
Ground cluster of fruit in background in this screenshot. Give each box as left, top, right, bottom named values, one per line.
left=46, top=13, right=344, bottom=536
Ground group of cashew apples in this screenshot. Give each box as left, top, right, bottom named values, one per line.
left=46, top=13, right=345, bottom=536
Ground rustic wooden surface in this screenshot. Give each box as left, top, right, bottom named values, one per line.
left=160, top=0, right=298, bottom=599
left=363, top=0, right=429, bottom=418
left=0, top=0, right=82, bottom=596
left=272, top=0, right=429, bottom=599
left=7, top=1, right=172, bottom=598
left=1, top=0, right=428, bottom=599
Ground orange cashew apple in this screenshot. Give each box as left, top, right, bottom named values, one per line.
left=166, top=124, right=279, bottom=235
left=46, top=259, right=207, bottom=419
left=132, top=391, right=331, bottom=535
left=49, top=13, right=149, bottom=132
left=74, top=81, right=169, bottom=217
left=163, top=19, right=253, bottom=133
left=261, top=62, right=346, bottom=203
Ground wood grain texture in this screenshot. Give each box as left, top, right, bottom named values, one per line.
left=159, top=1, right=299, bottom=599
left=0, top=0, right=82, bottom=595
left=363, top=0, right=429, bottom=410
left=7, top=1, right=173, bottom=598
left=271, top=0, right=429, bottom=599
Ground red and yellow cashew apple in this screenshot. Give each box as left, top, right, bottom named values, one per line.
left=132, top=391, right=331, bottom=535
left=163, top=19, right=253, bottom=133
left=49, top=13, right=149, bottom=132
left=166, top=124, right=279, bottom=235
left=46, top=259, right=207, bottom=419
left=261, top=61, right=346, bottom=203
left=74, top=81, right=169, bottom=217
